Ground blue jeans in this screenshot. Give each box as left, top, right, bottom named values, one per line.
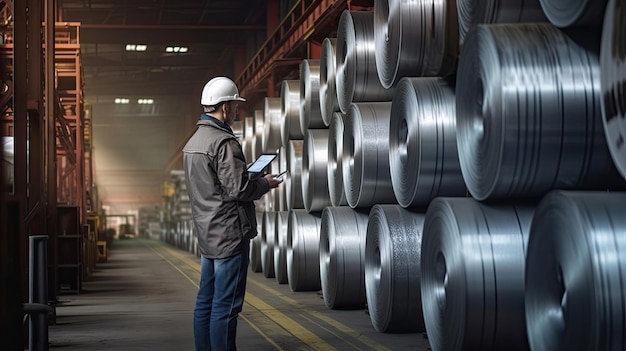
left=194, top=245, right=249, bottom=351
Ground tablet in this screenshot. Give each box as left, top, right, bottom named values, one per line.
left=247, top=153, right=277, bottom=173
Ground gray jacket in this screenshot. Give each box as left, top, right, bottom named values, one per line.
left=182, top=118, right=270, bottom=259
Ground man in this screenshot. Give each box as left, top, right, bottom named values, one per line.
left=183, top=76, right=282, bottom=350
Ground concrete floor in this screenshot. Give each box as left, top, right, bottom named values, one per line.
left=49, top=238, right=431, bottom=350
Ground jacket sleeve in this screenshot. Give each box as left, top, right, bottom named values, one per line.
left=215, top=138, right=270, bottom=201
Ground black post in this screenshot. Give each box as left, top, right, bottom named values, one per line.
left=29, top=235, right=49, bottom=351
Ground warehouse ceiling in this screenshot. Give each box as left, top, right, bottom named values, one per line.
left=57, top=0, right=271, bottom=213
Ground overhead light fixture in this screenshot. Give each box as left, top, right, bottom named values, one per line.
left=138, top=99, right=154, bottom=104
left=126, top=44, right=147, bottom=52
left=114, top=98, right=130, bottom=104
left=166, top=46, right=188, bottom=53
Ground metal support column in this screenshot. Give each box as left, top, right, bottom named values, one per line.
left=28, top=235, right=49, bottom=351
left=44, top=0, right=58, bottom=301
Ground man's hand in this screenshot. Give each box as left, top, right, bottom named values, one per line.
left=264, top=174, right=283, bottom=188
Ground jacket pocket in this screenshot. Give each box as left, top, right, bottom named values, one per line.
left=236, top=201, right=255, bottom=240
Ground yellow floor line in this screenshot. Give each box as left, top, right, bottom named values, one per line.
left=147, top=241, right=334, bottom=351
left=247, top=278, right=392, bottom=351
left=297, top=312, right=365, bottom=351
left=149, top=244, right=200, bottom=287
left=239, top=311, right=286, bottom=351
left=245, top=294, right=337, bottom=351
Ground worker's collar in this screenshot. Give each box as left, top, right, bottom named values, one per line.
left=200, top=113, right=233, bottom=134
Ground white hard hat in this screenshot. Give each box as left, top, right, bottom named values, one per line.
left=201, top=77, right=246, bottom=106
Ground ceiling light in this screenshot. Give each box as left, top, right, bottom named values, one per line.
left=126, top=44, right=147, bottom=52
left=138, top=99, right=154, bottom=104
left=115, top=98, right=130, bottom=104
left=165, top=46, right=188, bottom=53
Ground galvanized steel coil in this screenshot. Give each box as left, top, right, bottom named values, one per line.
left=250, top=237, right=263, bottom=273
left=273, top=211, right=289, bottom=284
left=254, top=198, right=267, bottom=213
left=280, top=80, right=304, bottom=145
left=600, top=0, right=626, bottom=179
left=456, top=0, right=546, bottom=44
left=285, top=143, right=301, bottom=212
left=299, top=59, right=325, bottom=132
left=320, top=38, right=340, bottom=126
left=243, top=116, right=255, bottom=162
left=302, top=129, right=332, bottom=212
left=539, top=0, right=608, bottom=27
left=319, top=207, right=369, bottom=309
left=287, top=209, right=322, bottom=292
left=421, top=197, right=534, bottom=351
left=456, top=23, right=620, bottom=201
left=525, top=191, right=626, bottom=351
left=262, top=97, right=282, bottom=153
left=252, top=109, right=264, bottom=159
left=277, top=146, right=288, bottom=211
left=365, top=205, right=425, bottom=333
left=287, top=140, right=305, bottom=210
left=267, top=155, right=281, bottom=212
left=374, top=0, right=459, bottom=88
left=342, top=102, right=396, bottom=208
left=249, top=212, right=264, bottom=272
left=261, top=211, right=276, bottom=278
left=336, top=10, right=392, bottom=113
left=389, top=77, right=466, bottom=208
left=327, top=112, right=348, bottom=207
left=264, top=187, right=276, bottom=213
left=231, top=120, right=243, bottom=141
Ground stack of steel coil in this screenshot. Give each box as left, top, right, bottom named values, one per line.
left=539, top=0, right=608, bottom=27
left=277, top=146, right=288, bottom=211
left=280, top=80, right=304, bottom=145
left=525, top=191, right=626, bottom=351
left=389, top=77, right=466, bottom=208
left=319, top=38, right=340, bottom=127
left=287, top=209, right=322, bottom=292
left=600, top=0, right=626, bottom=180
left=252, top=110, right=264, bottom=160
left=365, top=205, right=425, bottom=332
left=262, top=97, right=282, bottom=153
left=249, top=212, right=264, bottom=273
left=327, top=112, right=348, bottom=207
left=300, top=59, right=325, bottom=132
left=266, top=153, right=281, bottom=212
left=231, top=120, right=243, bottom=139
left=261, top=211, right=276, bottom=279
left=336, top=10, right=392, bottom=113
left=286, top=140, right=305, bottom=210
left=319, top=207, right=369, bottom=309
left=455, top=0, right=546, bottom=43
left=421, top=197, right=534, bottom=351
left=456, top=23, right=620, bottom=201
left=374, top=0, right=459, bottom=88
left=342, top=102, right=396, bottom=208
left=242, top=116, right=255, bottom=162
left=273, top=211, right=290, bottom=284
left=302, top=129, right=332, bottom=212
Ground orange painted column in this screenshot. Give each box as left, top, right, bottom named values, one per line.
left=266, top=0, right=280, bottom=37
left=309, top=40, right=323, bottom=59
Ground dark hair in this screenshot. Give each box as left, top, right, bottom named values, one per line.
left=203, top=101, right=227, bottom=113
